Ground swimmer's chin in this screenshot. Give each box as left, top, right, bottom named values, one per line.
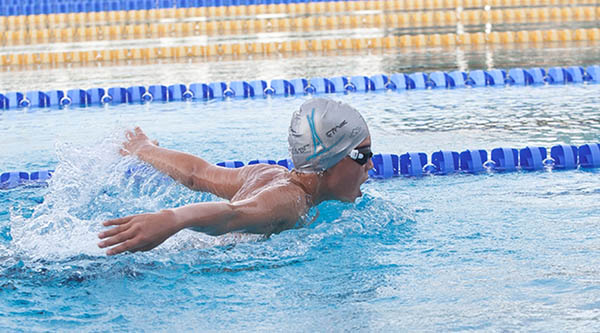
left=342, top=189, right=363, bottom=203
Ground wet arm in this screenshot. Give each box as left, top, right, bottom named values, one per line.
left=134, top=144, right=242, bottom=199
left=98, top=190, right=304, bottom=255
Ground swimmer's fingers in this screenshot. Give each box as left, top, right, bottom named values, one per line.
left=125, top=129, right=134, bottom=140
left=98, top=223, right=131, bottom=239
left=106, top=239, right=141, bottom=256
left=103, top=216, right=134, bottom=227
left=98, top=228, right=135, bottom=249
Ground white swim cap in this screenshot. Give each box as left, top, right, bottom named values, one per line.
left=288, top=98, right=369, bottom=173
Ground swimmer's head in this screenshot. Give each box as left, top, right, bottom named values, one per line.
left=288, top=98, right=370, bottom=173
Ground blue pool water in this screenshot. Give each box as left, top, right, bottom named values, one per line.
left=2, top=85, right=600, bottom=331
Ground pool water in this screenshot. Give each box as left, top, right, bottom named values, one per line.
left=2, top=85, right=600, bottom=331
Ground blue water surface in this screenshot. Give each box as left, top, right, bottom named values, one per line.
left=1, top=85, right=600, bottom=331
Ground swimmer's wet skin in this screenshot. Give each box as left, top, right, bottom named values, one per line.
left=98, top=98, right=373, bottom=255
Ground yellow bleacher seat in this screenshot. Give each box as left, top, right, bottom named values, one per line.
left=573, top=7, right=585, bottom=20
left=528, top=30, right=543, bottom=42
left=36, top=29, right=51, bottom=43
left=422, top=12, right=435, bottom=26
left=316, top=16, right=327, bottom=29
left=339, top=15, right=350, bottom=29
left=412, top=34, right=427, bottom=46
left=341, top=38, right=354, bottom=50
left=490, top=9, right=503, bottom=23
left=514, top=9, right=527, bottom=22
left=558, top=29, right=572, bottom=41
left=107, top=26, right=120, bottom=40
left=467, top=9, right=482, bottom=24
left=447, top=0, right=463, bottom=8
left=253, top=19, right=265, bottom=32
left=524, top=8, right=538, bottom=21
left=1, top=54, right=15, bottom=66
left=280, top=41, right=294, bottom=53
left=428, top=34, right=443, bottom=46
left=40, top=52, right=54, bottom=64
left=74, top=12, right=86, bottom=25
left=388, top=0, right=402, bottom=10
left=363, top=1, right=376, bottom=10
left=398, top=13, right=410, bottom=27
left=317, top=39, right=330, bottom=51
left=464, top=0, right=483, bottom=8
left=544, top=29, right=559, bottom=42
left=82, top=27, right=95, bottom=41
left=560, top=7, right=573, bottom=20
left=72, top=28, right=84, bottom=42
left=276, top=3, right=288, bottom=13
left=550, top=7, right=561, bottom=20
left=5, top=31, right=19, bottom=45
left=500, top=31, right=515, bottom=43
left=292, top=2, right=306, bottom=14
left=373, top=0, right=386, bottom=9
left=171, top=46, right=182, bottom=58
left=17, top=53, right=31, bottom=66
left=516, top=30, right=529, bottom=42
left=398, top=35, right=411, bottom=47
left=470, top=32, right=486, bottom=44
left=537, top=7, right=550, bottom=21
left=372, top=37, right=384, bottom=49
left=504, top=9, right=517, bottom=22
left=442, top=33, right=456, bottom=45
left=372, top=14, right=384, bottom=27
left=382, top=36, right=397, bottom=48
left=229, top=20, right=244, bottom=32
left=58, top=28, right=72, bottom=42
left=588, top=28, right=600, bottom=41
left=91, top=12, right=105, bottom=25
left=326, top=16, right=340, bottom=29
left=363, top=15, right=375, bottom=27
left=487, top=31, right=501, bottom=43
left=205, top=21, right=218, bottom=34
left=574, top=28, right=587, bottom=40
left=13, top=15, right=26, bottom=29
left=349, top=16, right=359, bottom=28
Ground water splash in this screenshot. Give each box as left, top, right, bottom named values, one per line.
left=9, top=129, right=126, bottom=260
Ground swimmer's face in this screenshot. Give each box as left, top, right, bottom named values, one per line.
left=326, top=136, right=373, bottom=202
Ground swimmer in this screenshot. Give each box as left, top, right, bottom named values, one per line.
left=98, top=97, right=373, bottom=255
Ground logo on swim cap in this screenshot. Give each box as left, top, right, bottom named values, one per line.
left=288, top=98, right=369, bottom=173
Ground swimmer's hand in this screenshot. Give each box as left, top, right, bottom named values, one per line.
left=98, top=192, right=305, bottom=255
left=98, top=210, right=180, bottom=256
left=120, top=127, right=159, bottom=156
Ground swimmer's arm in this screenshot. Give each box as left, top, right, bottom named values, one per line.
left=123, top=127, right=243, bottom=199
left=98, top=190, right=304, bottom=255
left=180, top=191, right=302, bottom=235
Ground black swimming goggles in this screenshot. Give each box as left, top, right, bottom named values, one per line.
left=348, top=147, right=373, bottom=166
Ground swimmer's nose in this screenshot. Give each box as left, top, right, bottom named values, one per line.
left=365, top=157, right=374, bottom=171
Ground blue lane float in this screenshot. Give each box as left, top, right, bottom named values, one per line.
left=2, top=65, right=599, bottom=111
left=0, top=170, right=53, bottom=190
left=0, top=0, right=360, bottom=17
left=5, top=143, right=600, bottom=190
